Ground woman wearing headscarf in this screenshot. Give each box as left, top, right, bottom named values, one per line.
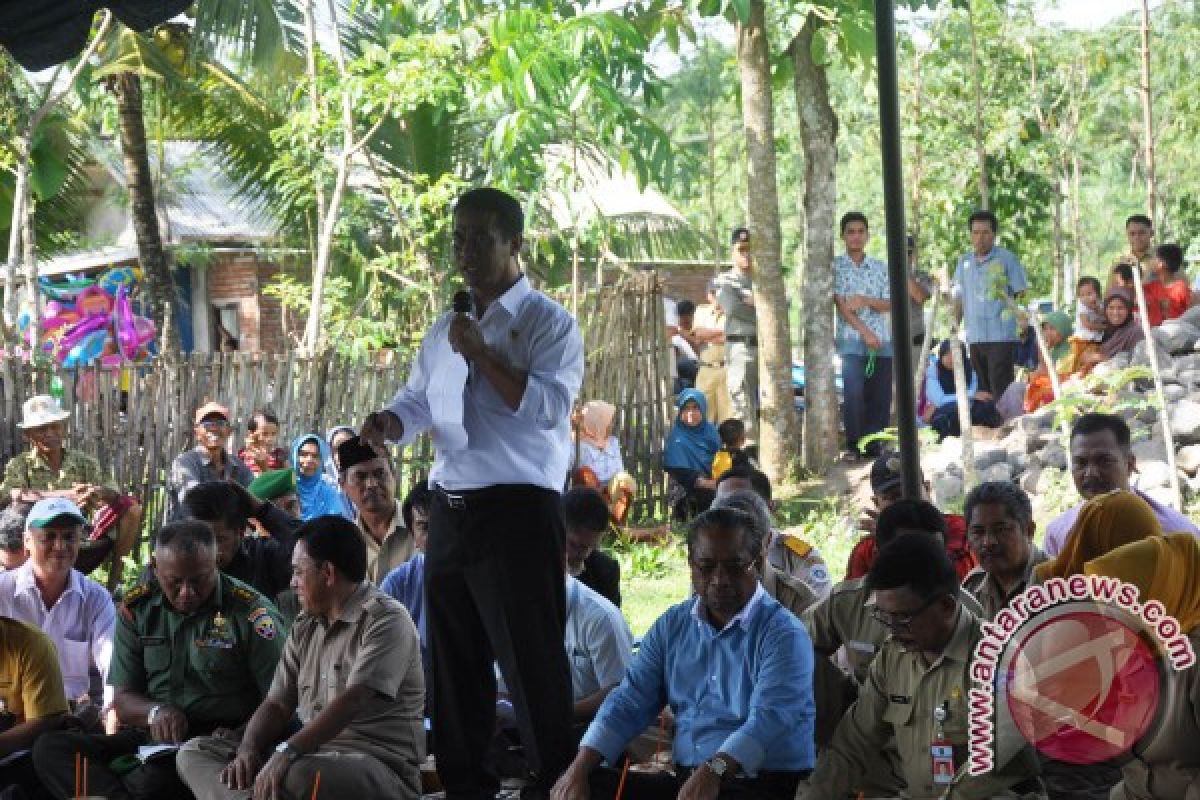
left=1024, top=310, right=1074, bottom=413
left=921, top=339, right=1003, bottom=440
left=1033, top=489, right=1164, bottom=583
left=570, top=400, right=637, bottom=526
left=1078, top=288, right=1145, bottom=375
left=663, top=389, right=721, bottom=521
left=1084, top=533, right=1200, bottom=800
left=324, top=425, right=356, bottom=483
left=292, top=433, right=354, bottom=521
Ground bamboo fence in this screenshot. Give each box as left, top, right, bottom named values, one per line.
left=0, top=271, right=673, bottom=538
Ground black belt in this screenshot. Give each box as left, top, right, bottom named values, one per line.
left=433, top=483, right=545, bottom=511
left=726, top=335, right=758, bottom=346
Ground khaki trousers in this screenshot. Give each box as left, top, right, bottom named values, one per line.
left=176, top=736, right=415, bottom=800
left=696, top=363, right=732, bottom=424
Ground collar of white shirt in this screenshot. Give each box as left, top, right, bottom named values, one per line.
left=691, top=582, right=766, bottom=633
left=480, top=274, right=531, bottom=320
left=14, top=561, right=83, bottom=604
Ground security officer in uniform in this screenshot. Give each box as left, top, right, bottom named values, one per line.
left=715, top=227, right=759, bottom=440
left=33, top=520, right=286, bottom=800
left=799, top=533, right=1044, bottom=800
left=802, top=500, right=984, bottom=789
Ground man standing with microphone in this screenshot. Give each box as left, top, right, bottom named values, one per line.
left=361, top=187, right=584, bottom=799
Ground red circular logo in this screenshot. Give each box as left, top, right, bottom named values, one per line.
left=1003, top=609, right=1161, bottom=764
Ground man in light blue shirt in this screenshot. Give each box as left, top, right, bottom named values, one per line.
left=551, top=507, right=815, bottom=800
left=953, top=209, right=1029, bottom=399
left=833, top=211, right=893, bottom=460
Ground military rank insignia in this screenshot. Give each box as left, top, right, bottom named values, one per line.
left=196, top=611, right=235, bottom=649
left=249, top=607, right=276, bottom=640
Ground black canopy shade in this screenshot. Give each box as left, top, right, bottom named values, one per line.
left=0, top=0, right=190, bottom=70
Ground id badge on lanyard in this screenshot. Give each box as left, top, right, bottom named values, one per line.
left=932, top=703, right=954, bottom=785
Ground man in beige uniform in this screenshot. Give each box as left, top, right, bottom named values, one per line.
left=960, top=482, right=1047, bottom=622
left=176, top=516, right=425, bottom=799
left=799, top=534, right=1044, bottom=800
left=693, top=280, right=732, bottom=424
left=336, top=437, right=414, bottom=584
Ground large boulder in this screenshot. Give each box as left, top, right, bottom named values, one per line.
left=1177, top=444, right=1200, bottom=476
left=974, top=444, right=1009, bottom=471
left=932, top=471, right=964, bottom=507
left=1132, top=339, right=1175, bottom=372
left=1132, top=436, right=1169, bottom=463
left=1153, top=319, right=1200, bottom=354
left=1169, top=399, right=1200, bottom=442
left=1181, top=304, right=1200, bottom=329
left=981, top=462, right=1015, bottom=483
left=1039, top=443, right=1068, bottom=470
left=1134, top=459, right=1172, bottom=490
left=1020, top=466, right=1042, bottom=494
left=1164, top=384, right=1189, bottom=403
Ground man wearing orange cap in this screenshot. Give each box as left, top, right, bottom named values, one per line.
left=167, top=402, right=255, bottom=522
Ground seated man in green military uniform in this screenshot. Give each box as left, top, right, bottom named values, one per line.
left=0, top=395, right=142, bottom=584
left=32, top=520, right=286, bottom=800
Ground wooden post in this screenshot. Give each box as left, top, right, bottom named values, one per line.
left=1130, top=262, right=1182, bottom=509
left=949, top=331, right=977, bottom=490
left=1139, top=0, right=1157, bottom=224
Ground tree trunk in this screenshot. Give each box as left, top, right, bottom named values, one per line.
left=3, top=154, right=30, bottom=338
left=114, top=71, right=178, bottom=353
left=966, top=0, right=989, bottom=210
left=734, top=0, right=800, bottom=482
left=1138, top=0, right=1156, bottom=224
left=950, top=333, right=976, bottom=490
left=1051, top=180, right=1064, bottom=307
left=790, top=16, right=839, bottom=473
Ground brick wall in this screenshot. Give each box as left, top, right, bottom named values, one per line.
left=207, top=252, right=296, bottom=353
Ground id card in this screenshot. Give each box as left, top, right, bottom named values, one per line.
left=931, top=742, right=955, bottom=785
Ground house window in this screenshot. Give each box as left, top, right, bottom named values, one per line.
left=213, top=303, right=241, bottom=351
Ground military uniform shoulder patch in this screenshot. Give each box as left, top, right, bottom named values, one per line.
left=229, top=584, right=259, bottom=607
left=247, top=607, right=277, bottom=641
left=118, top=583, right=154, bottom=624
left=781, top=535, right=814, bottom=559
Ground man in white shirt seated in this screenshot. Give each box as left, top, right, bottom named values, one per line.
left=495, top=553, right=633, bottom=779
left=0, top=497, right=115, bottom=727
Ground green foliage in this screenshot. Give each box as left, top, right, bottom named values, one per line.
left=610, top=536, right=684, bottom=580
left=1040, top=364, right=1158, bottom=433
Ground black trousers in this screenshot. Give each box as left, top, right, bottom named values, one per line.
left=968, top=342, right=1018, bottom=397
left=427, top=484, right=573, bottom=799
left=589, top=766, right=807, bottom=800
left=32, top=728, right=192, bottom=800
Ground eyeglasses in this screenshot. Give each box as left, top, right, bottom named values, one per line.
left=197, top=420, right=230, bottom=431
left=690, top=559, right=756, bottom=579
left=345, top=467, right=390, bottom=487
left=871, top=594, right=941, bottom=632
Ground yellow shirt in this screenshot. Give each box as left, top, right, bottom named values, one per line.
left=0, top=617, right=69, bottom=722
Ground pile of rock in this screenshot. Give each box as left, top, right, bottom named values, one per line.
left=925, top=305, right=1200, bottom=514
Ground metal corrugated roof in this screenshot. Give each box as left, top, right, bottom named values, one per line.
left=97, top=140, right=281, bottom=244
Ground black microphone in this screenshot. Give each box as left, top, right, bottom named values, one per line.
left=453, top=290, right=470, bottom=314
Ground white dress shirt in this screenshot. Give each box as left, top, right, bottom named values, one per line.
left=387, top=275, right=584, bottom=491
left=0, top=563, right=116, bottom=703
left=564, top=576, right=634, bottom=703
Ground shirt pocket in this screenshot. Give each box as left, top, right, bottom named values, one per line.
left=144, top=644, right=171, bottom=673
left=58, top=638, right=91, bottom=688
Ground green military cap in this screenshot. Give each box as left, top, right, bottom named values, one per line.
left=248, top=469, right=296, bottom=502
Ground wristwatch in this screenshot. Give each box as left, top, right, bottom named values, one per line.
left=147, top=705, right=162, bottom=726
left=705, top=755, right=731, bottom=780
left=275, top=741, right=300, bottom=763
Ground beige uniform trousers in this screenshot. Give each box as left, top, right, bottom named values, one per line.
left=176, top=736, right=412, bottom=800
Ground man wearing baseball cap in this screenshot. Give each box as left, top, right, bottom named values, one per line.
left=166, top=401, right=255, bottom=521
left=0, top=394, right=142, bottom=583
left=714, top=227, right=759, bottom=439
left=0, top=498, right=115, bottom=724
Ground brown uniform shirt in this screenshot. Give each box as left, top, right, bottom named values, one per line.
left=801, top=606, right=1043, bottom=800
left=961, top=548, right=1048, bottom=622
left=268, top=583, right=425, bottom=788
left=804, top=576, right=984, bottom=684
left=0, top=617, right=69, bottom=722
left=356, top=504, right=414, bottom=584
